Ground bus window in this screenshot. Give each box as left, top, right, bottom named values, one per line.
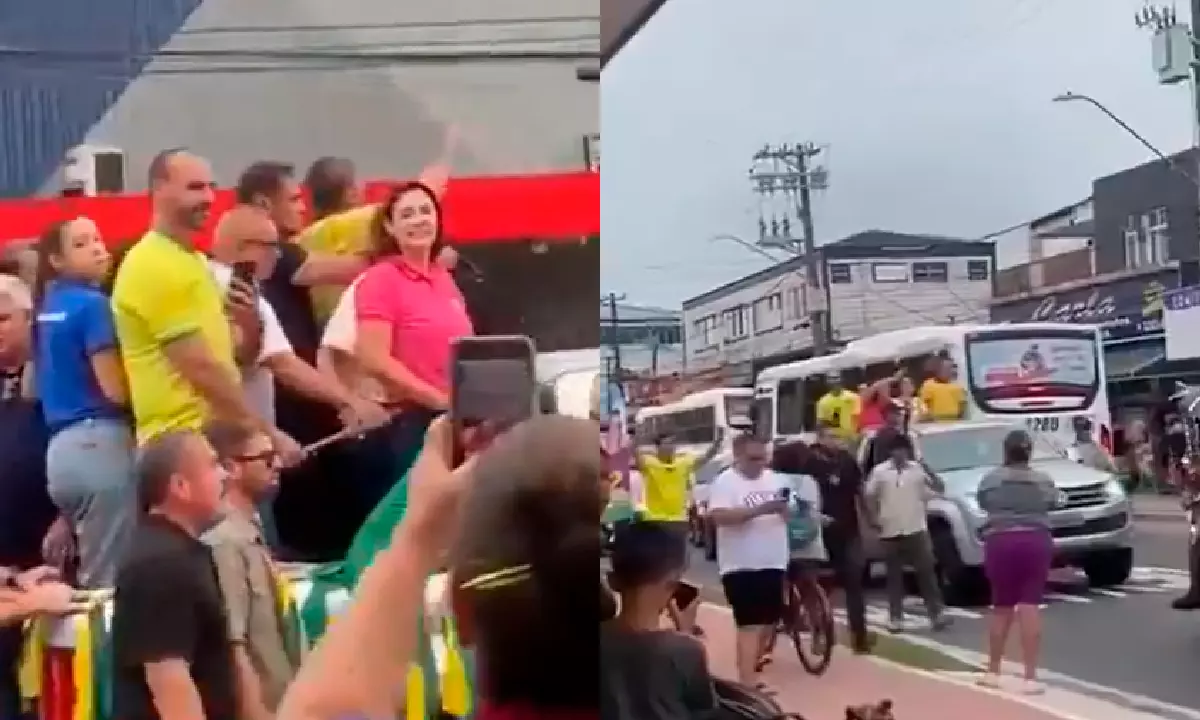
left=777, top=379, right=806, bottom=435
left=964, top=328, right=1100, bottom=414
left=752, top=396, right=774, bottom=441
left=802, top=377, right=828, bottom=431
left=677, top=406, right=717, bottom=444
left=725, top=394, right=753, bottom=427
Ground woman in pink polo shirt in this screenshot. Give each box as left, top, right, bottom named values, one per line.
left=353, top=181, right=474, bottom=508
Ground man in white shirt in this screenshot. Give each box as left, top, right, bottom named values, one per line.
left=863, top=432, right=949, bottom=633
left=706, top=433, right=790, bottom=687
left=210, top=206, right=387, bottom=431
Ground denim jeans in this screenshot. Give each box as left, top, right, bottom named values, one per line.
left=45, top=417, right=137, bottom=589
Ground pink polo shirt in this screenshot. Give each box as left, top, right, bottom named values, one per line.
left=353, top=257, right=473, bottom=398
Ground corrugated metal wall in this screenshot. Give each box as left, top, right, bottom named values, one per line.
left=0, top=0, right=202, bottom=198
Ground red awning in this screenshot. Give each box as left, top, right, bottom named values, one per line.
left=0, top=171, right=598, bottom=246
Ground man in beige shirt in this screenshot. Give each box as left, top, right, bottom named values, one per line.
left=201, top=420, right=300, bottom=718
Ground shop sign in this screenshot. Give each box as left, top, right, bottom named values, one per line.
left=990, top=271, right=1176, bottom=342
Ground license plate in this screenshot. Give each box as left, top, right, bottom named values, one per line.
left=1026, top=416, right=1061, bottom=433
left=1050, top=511, right=1084, bottom=528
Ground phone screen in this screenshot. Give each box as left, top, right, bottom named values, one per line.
left=451, top=336, right=536, bottom=463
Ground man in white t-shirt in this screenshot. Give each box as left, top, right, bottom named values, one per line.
left=706, top=433, right=790, bottom=687
left=210, top=207, right=387, bottom=431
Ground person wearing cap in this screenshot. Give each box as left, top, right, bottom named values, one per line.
left=1068, top=416, right=1115, bottom=473
left=816, top=371, right=860, bottom=444
left=975, top=429, right=1058, bottom=694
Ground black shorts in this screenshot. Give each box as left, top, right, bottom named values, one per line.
left=721, top=569, right=785, bottom=628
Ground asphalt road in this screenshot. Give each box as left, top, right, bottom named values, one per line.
left=686, top=517, right=1200, bottom=711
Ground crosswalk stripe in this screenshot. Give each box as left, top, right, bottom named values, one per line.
left=1089, top=588, right=1126, bottom=598
left=1116, top=583, right=1171, bottom=593
left=1043, top=591, right=1090, bottom=604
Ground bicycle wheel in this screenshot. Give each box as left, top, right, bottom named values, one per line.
left=783, top=578, right=834, bottom=675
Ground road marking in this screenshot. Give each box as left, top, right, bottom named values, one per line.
left=1090, top=588, right=1126, bottom=598
left=1044, top=592, right=1091, bottom=604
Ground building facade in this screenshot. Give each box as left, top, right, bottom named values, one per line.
left=682, top=231, right=995, bottom=382
left=0, top=0, right=599, bottom=197
left=600, top=301, right=683, bottom=376
left=989, top=150, right=1200, bottom=413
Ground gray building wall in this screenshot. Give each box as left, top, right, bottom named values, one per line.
left=681, top=232, right=995, bottom=373
left=1091, top=148, right=1200, bottom=274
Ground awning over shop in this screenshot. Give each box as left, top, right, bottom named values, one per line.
left=1105, top=341, right=1166, bottom=381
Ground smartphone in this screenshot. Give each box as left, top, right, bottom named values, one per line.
left=231, top=260, right=257, bottom=287
left=777, top=487, right=792, bottom=501
left=672, top=580, right=700, bottom=610
left=450, top=335, right=537, bottom=464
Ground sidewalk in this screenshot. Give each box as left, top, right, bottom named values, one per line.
left=695, top=604, right=1067, bottom=720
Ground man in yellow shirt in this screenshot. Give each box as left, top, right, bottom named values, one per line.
left=919, top=358, right=967, bottom=422
left=636, top=430, right=724, bottom=524
left=816, top=372, right=861, bottom=443
left=111, top=149, right=299, bottom=461
left=299, top=131, right=458, bottom=322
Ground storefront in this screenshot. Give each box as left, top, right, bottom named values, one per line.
left=989, top=269, right=1200, bottom=412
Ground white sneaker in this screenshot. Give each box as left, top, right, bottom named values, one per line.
left=976, top=673, right=1001, bottom=689
left=1021, top=679, right=1045, bottom=696
left=887, top=619, right=904, bottom=634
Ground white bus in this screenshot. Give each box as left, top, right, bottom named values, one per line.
left=635, top=387, right=754, bottom=457
left=754, top=322, right=1112, bottom=451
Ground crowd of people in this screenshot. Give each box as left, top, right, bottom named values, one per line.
left=0, top=141, right=529, bottom=719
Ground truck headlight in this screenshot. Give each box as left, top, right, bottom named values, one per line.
left=1105, top=476, right=1127, bottom=500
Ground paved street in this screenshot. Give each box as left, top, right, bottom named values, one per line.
left=686, top=517, right=1200, bottom=715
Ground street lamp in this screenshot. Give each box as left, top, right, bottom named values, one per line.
left=1052, top=91, right=1174, bottom=164
left=708, top=233, right=790, bottom=264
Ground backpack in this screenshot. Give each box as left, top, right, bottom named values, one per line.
left=712, top=678, right=806, bottom=719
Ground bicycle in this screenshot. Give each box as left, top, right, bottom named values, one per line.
left=763, top=561, right=835, bottom=676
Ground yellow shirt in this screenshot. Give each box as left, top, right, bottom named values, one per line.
left=919, top=378, right=965, bottom=421
left=640, top=455, right=696, bottom=522
left=297, top=205, right=378, bottom=322
left=111, top=230, right=238, bottom=442
left=816, top=390, right=860, bottom=440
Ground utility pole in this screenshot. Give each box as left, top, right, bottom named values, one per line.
left=601, top=292, right=626, bottom=400
left=748, top=143, right=831, bottom=354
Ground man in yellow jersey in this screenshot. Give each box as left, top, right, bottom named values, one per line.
left=634, top=428, right=724, bottom=634
left=919, top=356, right=966, bottom=422
left=110, top=149, right=300, bottom=462
left=299, top=130, right=458, bottom=322
left=816, top=371, right=861, bottom=444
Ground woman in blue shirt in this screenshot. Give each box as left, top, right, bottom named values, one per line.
left=34, top=218, right=134, bottom=589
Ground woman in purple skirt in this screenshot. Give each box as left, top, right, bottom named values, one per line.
left=976, top=429, right=1058, bottom=694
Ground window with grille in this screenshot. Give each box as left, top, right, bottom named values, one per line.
left=912, top=261, right=948, bottom=283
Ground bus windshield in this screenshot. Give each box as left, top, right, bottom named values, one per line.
left=964, top=328, right=1100, bottom=414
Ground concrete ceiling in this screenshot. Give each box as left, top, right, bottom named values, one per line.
left=601, top=0, right=669, bottom=68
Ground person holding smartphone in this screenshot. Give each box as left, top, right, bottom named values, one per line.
left=603, top=522, right=718, bottom=720
left=705, top=433, right=791, bottom=692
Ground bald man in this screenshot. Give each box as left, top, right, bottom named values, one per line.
left=207, top=206, right=387, bottom=441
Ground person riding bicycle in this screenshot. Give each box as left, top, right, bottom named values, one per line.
left=602, top=521, right=719, bottom=720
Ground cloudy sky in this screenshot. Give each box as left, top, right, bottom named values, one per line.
left=600, top=0, right=1197, bottom=308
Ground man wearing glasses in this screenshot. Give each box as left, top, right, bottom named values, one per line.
left=201, top=420, right=300, bottom=720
